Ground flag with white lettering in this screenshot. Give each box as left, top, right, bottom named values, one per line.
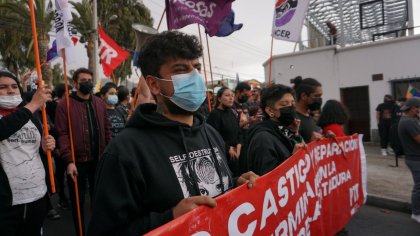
left=54, top=0, right=74, bottom=50
left=165, top=0, right=234, bottom=36
left=98, top=26, right=129, bottom=77
left=272, top=0, right=310, bottom=42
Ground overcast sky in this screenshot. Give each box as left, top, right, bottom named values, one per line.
left=65, top=0, right=420, bottom=83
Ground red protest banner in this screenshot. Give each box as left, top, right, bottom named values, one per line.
left=98, top=25, right=129, bottom=77
left=146, top=134, right=367, bottom=236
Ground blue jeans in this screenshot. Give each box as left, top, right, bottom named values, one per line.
left=405, top=159, right=420, bottom=215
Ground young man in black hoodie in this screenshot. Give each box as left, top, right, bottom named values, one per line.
left=87, top=31, right=258, bottom=236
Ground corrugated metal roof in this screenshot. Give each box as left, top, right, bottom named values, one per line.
left=306, top=0, right=409, bottom=45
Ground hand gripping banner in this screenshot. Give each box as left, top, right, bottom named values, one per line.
left=146, top=134, right=367, bottom=236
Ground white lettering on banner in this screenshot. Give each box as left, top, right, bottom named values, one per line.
left=349, top=183, right=359, bottom=206
left=173, top=14, right=203, bottom=25
left=261, top=189, right=278, bottom=230
left=274, top=218, right=310, bottom=236
left=99, top=38, right=118, bottom=64
left=229, top=191, right=310, bottom=236
left=309, top=138, right=359, bottom=165
left=170, top=0, right=216, bottom=18
left=159, top=136, right=364, bottom=236
left=191, top=231, right=211, bottom=236
left=228, top=202, right=257, bottom=236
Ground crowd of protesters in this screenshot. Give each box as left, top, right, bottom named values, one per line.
left=1, top=30, right=419, bottom=236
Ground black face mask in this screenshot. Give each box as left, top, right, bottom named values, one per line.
left=278, top=106, right=297, bottom=126
left=78, top=81, right=94, bottom=95
left=238, top=94, right=248, bottom=104
left=308, top=97, right=322, bottom=111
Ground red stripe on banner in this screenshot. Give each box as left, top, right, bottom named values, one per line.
left=146, top=134, right=366, bottom=236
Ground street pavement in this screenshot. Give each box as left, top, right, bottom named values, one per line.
left=347, top=205, right=420, bottom=236
left=43, top=143, right=420, bottom=235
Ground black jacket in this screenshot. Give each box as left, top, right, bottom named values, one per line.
left=247, top=120, right=295, bottom=176
left=207, top=108, right=241, bottom=148
left=0, top=106, right=46, bottom=207
left=87, top=104, right=234, bottom=236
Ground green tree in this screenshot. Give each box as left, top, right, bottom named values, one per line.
left=69, top=0, right=94, bottom=72
left=70, top=0, right=153, bottom=82
left=51, top=63, right=63, bottom=86
left=0, top=0, right=54, bottom=86
left=0, top=0, right=33, bottom=74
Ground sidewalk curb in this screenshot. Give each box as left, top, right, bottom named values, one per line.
left=366, top=194, right=411, bottom=214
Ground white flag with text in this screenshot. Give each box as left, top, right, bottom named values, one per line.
left=271, top=0, right=310, bottom=42
left=54, top=0, right=74, bottom=50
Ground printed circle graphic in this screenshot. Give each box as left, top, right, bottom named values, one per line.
left=275, top=0, right=298, bottom=27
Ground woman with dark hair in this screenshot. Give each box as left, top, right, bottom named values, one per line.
left=318, top=100, right=349, bottom=137
left=292, top=76, right=324, bottom=143
left=207, top=87, right=242, bottom=176
left=247, top=84, right=304, bottom=176
left=100, top=82, right=126, bottom=138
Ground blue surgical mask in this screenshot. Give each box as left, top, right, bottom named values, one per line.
left=156, top=69, right=206, bottom=112
left=107, top=95, right=118, bottom=105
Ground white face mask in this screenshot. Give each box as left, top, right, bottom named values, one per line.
left=0, top=95, right=23, bottom=109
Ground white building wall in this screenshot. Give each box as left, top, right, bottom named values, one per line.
left=264, top=34, right=420, bottom=134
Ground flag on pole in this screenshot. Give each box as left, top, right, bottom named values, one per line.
left=214, top=10, right=243, bottom=37
left=98, top=26, right=129, bottom=77
left=47, top=40, right=58, bottom=62
left=47, top=37, right=78, bottom=63
left=405, top=84, right=420, bottom=99
left=165, top=0, right=234, bottom=36
left=272, top=0, right=310, bottom=42
left=54, top=0, right=74, bottom=50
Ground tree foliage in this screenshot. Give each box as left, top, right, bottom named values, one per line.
left=0, top=0, right=54, bottom=86
left=71, top=0, right=153, bottom=82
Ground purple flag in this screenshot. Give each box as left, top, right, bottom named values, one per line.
left=165, top=0, right=234, bottom=36
left=214, top=10, right=242, bottom=37
left=47, top=40, right=58, bottom=62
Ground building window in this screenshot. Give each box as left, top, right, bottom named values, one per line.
left=391, top=78, right=420, bottom=99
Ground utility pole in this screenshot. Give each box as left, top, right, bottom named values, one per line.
left=92, top=0, right=99, bottom=82
left=407, top=0, right=414, bottom=36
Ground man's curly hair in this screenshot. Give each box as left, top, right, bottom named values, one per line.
left=137, top=31, right=203, bottom=78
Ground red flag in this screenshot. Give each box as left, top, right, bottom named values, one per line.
left=98, top=26, right=129, bottom=77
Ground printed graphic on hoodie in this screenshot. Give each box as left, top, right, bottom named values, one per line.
left=169, top=147, right=230, bottom=198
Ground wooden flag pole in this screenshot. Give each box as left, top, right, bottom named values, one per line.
left=29, top=0, right=56, bottom=193
left=62, top=49, right=84, bottom=236
left=197, top=24, right=212, bottom=112
left=268, top=37, right=274, bottom=85
left=205, top=33, right=216, bottom=107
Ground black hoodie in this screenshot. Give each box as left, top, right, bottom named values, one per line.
left=247, top=119, right=296, bottom=176
left=87, top=104, right=234, bottom=236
